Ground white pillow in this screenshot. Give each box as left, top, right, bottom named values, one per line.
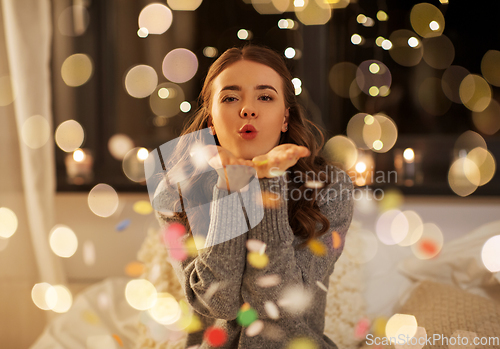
left=398, top=219, right=500, bottom=301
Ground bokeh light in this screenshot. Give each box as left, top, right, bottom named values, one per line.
left=454, top=130, right=487, bottom=154
left=180, top=101, right=191, bottom=112
left=21, top=115, right=51, bottom=149
left=377, top=10, right=388, bottom=21
left=481, top=50, right=500, bottom=87
left=481, top=235, right=500, bottom=272
left=466, top=147, right=496, bottom=186
left=396, top=211, right=423, bottom=247
left=0, top=207, right=18, bottom=239
left=356, top=60, right=391, bottom=96
left=459, top=74, right=492, bottom=112
left=422, top=35, right=455, bottom=69
left=251, top=0, right=289, bottom=15
left=295, top=0, right=331, bottom=25
left=162, top=48, right=198, bottom=83
left=329, top=62, right=357, bottom=98
left=167, top=0, right=203, bottom=11
left=472, top=99, right=500, bottom=135
left=138, top=4, right=173, bottom=35
left=125, top=279, right=158, bottom=310
left=83, top=240, right=96, bottom=266
left=376, top=209, right=408, bottom=245
left=124, top=65, right=158, bottom=98
left=203, top=46, right=218, bottom=58
left=351, top=34, right=363, bottom=45
left=410, top=3, right=445, bottom=38
left=108, top=134, right=134, bottom=160
left=148, top=292, right=181, bottom=324
left=55, top=120, right=85, bottom=152
left=32, top=283, right=56, bottom=310
left=362, top=113, right=398, bottom=153
left=49, top=225, right=78, bottom=258
left=88, top=183, right=119, bottom=217
left=51, top=285, right=73, bottom=313
left=441, top=66, right=470, bottom=104
left=149, top=82, right=185, bottom=118
left=411, top=223, right=444, bottom=259
left=0, top=75, right=15, bottom=106
left=61, top=54, right=93, bottom=87
left=385, top=314, right=418, bottom=339
left=122, top=147, right=148, bottom=182
left=237, top=29, right=251, bottom=40
left=323, top=135, right=358, bottom=170
left=448, top=157, right=479, bottom=196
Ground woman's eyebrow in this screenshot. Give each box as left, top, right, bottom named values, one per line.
left=219, top=84, right=278, bottom=94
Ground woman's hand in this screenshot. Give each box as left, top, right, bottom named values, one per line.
left=202, top=145, right=256, bottom=192
left=251, top=144, right=311, bottom=179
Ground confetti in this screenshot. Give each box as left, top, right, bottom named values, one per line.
left=332, top=231, right=342, bottom=249
left=112, top=334, right=123, bottom=347
left=255, top=274, right=281, bottom=288
left=237, top=303, right=258, bottom=326
left=419, top=238, right=438, bottom=256
left=82, top=309, right=100, bottom=325
left=253, top=158, right=269, bottom=166
left=372, top=316, right=388, bottom=337
left=133, top=200, right=153, bottom=215
left=245, top=320, right=264, bottom=337
left=204, top=326, right=227, bottom=347
left=163, top=223, right=187, bottom=261
left=287, top=337, right=318, bottom=349
left=116, top=219, right=131, bottom=231
left=125, top=261, right=145, bottom=277
left=247, top=251, right=269, bottom=269
left=354, top=317, right=371, bottom=339
left=246, top=239, right=266, bottom=253
left=315, top=281, right=328, bottom=292
left=278, top=285, right=312, bottom=315
left=264, top=301, right=280, bottom=319
left=308, top=239, right=327, bottom=256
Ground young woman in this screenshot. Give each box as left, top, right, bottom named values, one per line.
left=152, top=45, right=354, bottom=349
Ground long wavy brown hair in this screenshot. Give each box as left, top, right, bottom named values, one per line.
left=163, top=44, right=335, bottom=250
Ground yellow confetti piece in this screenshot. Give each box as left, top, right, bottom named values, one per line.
left=82, top=309, right=100, bottom=325
left=184, top=236, right=202, bottom=257
left=372, top=316, right=388, bottom=337
left=308, top=239, right=327, bottom=256
left=332, top=231, right=341, bottom=249
left=240, top=302, right=251, bottom=311
left=112, top=334, right=123, bottom=347
left=287, top=336, right=318, bottom=349
left=247, top=251, right=269, bottom=269
left=125, top=261, right=145, bottom=277
left=133, top=200, right=153, bottom=215
left=182, top=313, right=203, bottom=333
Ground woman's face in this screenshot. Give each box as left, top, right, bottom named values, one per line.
left=209, top=60, right=289, bottom=160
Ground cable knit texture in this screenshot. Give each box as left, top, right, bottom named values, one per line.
left=136, top=165, right=356, bottom=349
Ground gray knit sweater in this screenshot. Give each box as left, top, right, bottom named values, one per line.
left=154, top=165, right=354, bottom=349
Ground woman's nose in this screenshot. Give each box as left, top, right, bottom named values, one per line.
left=240, top=106, right=257, bottom=118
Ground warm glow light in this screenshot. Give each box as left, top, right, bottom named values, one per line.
left=369, top=86, right=380, bottom=96
left=408, top=37, right=419, bottom=47
left=49, top=225, right=78, bottom=258
left=124, top=65, right=158, bottom=99
left=375, top=36, right=385, bottom=47
left=355, top=162, right=367, bottom=173
left=125, top=279, right=158, bottom=310
left=203, top=46, right=218, bottom=58
left=294, top=0, right=305, bottom=7
left=292, top=78, right=302, bottom=88
left=373, top=140, right=383, bottom=150
left=364, top=114, right=374, bottom=125
left=481, top=235, right=500, bottom=272
left=237, top=29, right=250, bottom=40
left=137, top=27, right=148, bottom=38
left=0, top=207, right=18, bottom=239
left=357, top=14, right=367, bottom=24
left=138, top=4, right=173, bottom=35
left=55, top=120, right=85, bottom=152
left=284, top=47, right=296, bottom=59
left=429, top=20, right=440, bottom=31
left=351, top=34, right=362, bottom=45
left=162, top=49, right=198, bottom=84
left=369, top=63, right=380, bottom=74
left=21, top=115, right=51, bottom=149
left=137, top=148, right=149, bottom=161
left=88, top=183, right=119, bottom=217
left=61, top=54, right=93, bottom=87
left=385, top=314, right=418, bottom=339
left=377, top=10, right=388, bottom=21
left=73, top=149, right=85, bottom=162
left=180, top=101, right=191, bottom=113
left=382, top=40, right=393, bottom=50
left=108, top=134, right=134, bottom=160
left=403, top=148, right=415, bottom=162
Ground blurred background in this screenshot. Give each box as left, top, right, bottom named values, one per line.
left=1, top=0, right=499, bottom=348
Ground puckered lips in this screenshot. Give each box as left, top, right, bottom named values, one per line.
left=238, top=124, right=258, bottom=140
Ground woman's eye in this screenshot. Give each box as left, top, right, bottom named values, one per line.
left=259, top=95, right=273, bottom=101
left=222, top=96, right=237, bottom=103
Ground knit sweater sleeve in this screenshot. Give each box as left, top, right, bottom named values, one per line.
left=154, top=179, right=255, bottom=321
left=240, top=166, right=354, bottom=347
